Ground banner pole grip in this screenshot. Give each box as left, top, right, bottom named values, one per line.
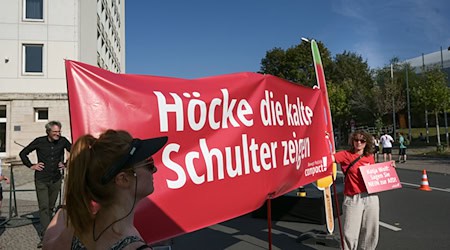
left=266, top=193, right=275, bottom=250
left=332, top=177, right=345, bottom=249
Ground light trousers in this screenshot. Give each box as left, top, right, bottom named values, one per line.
left=342, top=193, right=379, bottom=250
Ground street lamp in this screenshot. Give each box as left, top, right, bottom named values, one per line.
left=441, top=46, right=449, bottom=146
left=391, top=64, right=396, bottom=141
left=405, top=65, right=412, bottom=142
left=422, top=53, right=430, bottom=143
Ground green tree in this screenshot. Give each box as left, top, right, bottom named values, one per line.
left=373, top=59, right=412, bottom=132
left=259, top=40, right=332, bottom=87
left=329, top=51, right=374, bottom=127
left=260, top=42, right=375, bottom=143
left=327, top=81, right=351, bottom=141
left=412, top=68, right=450, bottom=146
left=260, top=40, right=350, bottom=143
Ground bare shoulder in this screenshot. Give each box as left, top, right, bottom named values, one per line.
left=42, top=208, right=74, bottom=250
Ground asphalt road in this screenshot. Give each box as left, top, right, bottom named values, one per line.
left=168, top=168, right=450, bottom=250
left=377, top=169, right=450, bottom=250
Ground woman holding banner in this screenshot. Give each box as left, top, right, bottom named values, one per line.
left=334, top=130, right=378, bottom=250
left=43, top=130, right=167, bottom=250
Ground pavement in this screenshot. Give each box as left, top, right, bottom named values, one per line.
left=0, top=150, right=448, bottom=250
left=0, top=164, right=47, bottom=250
left=379, top=146, right=450, bottom=175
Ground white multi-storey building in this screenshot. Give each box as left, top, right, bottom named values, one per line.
left=0, top=0, right=125, bottom=159
left=404, top=47, right=450, bottom=86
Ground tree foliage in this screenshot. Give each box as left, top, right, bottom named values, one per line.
left=373, top=61, right=407, bottom=116
left=327, top=81, right=351, bottom=132
left=260, top=41, right=375, bottom=137
left=259, top=40, right=448, bottom=141
left=370, top=59, right=428, bottom=131
left=259, top=40, right=332, bottom=87
left=410, top=68, right=450, bottom=145
left=329, top=51, right=374, bottom=124
left=412, top=68, right=450, bottom=113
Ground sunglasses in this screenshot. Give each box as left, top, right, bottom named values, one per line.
left=353, top=139, right=367, bottom=143
left=134, top=158, right=157, bottom=173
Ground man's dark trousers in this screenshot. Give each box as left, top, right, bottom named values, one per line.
left=35, top=177, right=61, bottom=236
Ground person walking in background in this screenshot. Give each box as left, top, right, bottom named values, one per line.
left=373, top=134, right=380, bottom=163
left=334, top=131, right=379, bottom=250
left=19, top=121, right=71, bottom=248
left=380, top=132, right=394, bottom=162
left=43, top=129, right=168, bottom=249
left=398, top=132, right=407, bottom=163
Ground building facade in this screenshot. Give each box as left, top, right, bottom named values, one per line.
left=0, top=0, right=125, bottom=159
left=404, top=47, right=450, bottom=86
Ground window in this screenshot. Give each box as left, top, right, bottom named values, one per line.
left=24, top=0, right=43, bottom=20
left=0, top=106, right=5, bottom=118
left=23, top=44, right=43, bottom=73
left=0, top=105, right=6, bottom=153
left=34, top=108, right=48, bottom=122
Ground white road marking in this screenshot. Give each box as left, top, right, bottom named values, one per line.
left=338, top=170, right=450, bottom=192
left=262, top=228, right=298, bottom=239
left=209, top=224, right=240, bottom=234
left=379, top=221, right=402, bottom=231
left=400, top=182, right=450, bottom=192
left=333, top=172, right=448, bottom=232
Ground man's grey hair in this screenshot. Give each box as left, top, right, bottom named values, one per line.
left=45, top=121, right=62, bottom=133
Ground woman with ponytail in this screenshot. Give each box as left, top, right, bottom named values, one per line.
left=43, top=130, right=167, bottom=250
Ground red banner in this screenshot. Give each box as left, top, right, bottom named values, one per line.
left=65, top=60, right=333, bottom=243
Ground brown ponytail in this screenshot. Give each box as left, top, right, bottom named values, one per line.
left=65, top=130, right=133, bottom=236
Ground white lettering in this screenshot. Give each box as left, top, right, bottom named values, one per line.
left=237, top=99, right=254, bottom=127
left=284, top=95, right=313, bottom=126
left=154, top=89, right=254, bottom=132
left=200, top=139, right=225, bottom=181
left=260, top=90, right=284, bottom=126
left=221, top=89, right=239, bottom=128
left=185, top=151, right=204, bottom=184
left=154, top=91, right=184, bottom=132
left=208, top=98, right=222, bottom=130
left=281, top=133, right=310, bottom=169
left=187, top=92, right=207, bottom=131
left=162, top=134, right=280, bottom=189
left=163, top=144, right=186, bottom=189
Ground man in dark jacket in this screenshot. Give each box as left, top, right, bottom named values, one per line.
left=19, top=121, right=71, bottom=248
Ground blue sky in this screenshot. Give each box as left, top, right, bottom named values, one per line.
left=125, top=0, right=450, bottom=79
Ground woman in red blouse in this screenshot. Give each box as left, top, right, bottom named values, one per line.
left=334, top=130, right=378, bottom=250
